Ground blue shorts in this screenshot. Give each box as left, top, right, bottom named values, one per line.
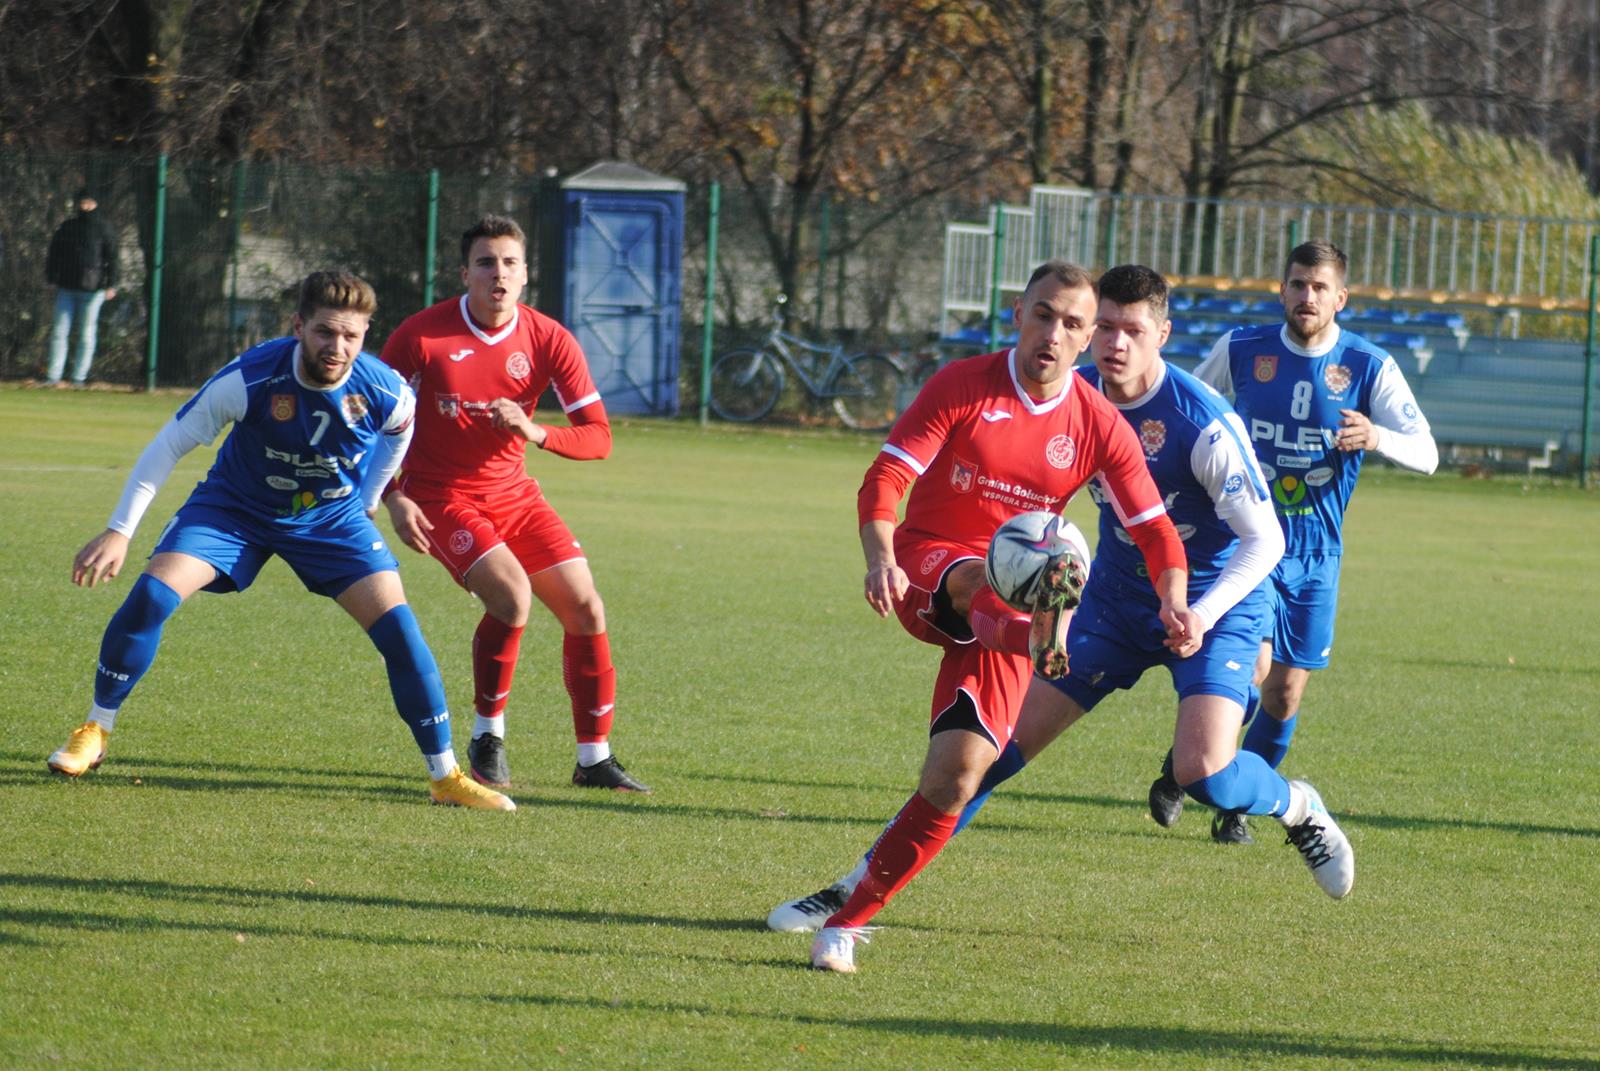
left=1046, top=577, right=1267, bottom=713
left=1266, top=553, right=1341, bottom=670
left=153, top=500, right=399, bottom=598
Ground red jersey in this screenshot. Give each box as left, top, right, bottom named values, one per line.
left=380, top=296, right=610, bottom=493
left=859, top=350, right=1185, bottom=576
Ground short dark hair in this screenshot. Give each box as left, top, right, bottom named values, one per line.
left=461, top=215, right=527, bottom=264
left=1285, top=239, right=1347, bottom=282
left=1024, top=259, right=1095, bottom=300
left=1096, top=264, right=1169, bottom=324
left=75, top=187, right=95, bottom=202
left=297, top=271, right=378, bottom=320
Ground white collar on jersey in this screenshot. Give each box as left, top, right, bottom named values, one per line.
left=290, top=341, right=355, bottom=392
left=1101, top=357, right=1168, bottom=410
left=1005, top=348, right=1074, bottom=415
left=1277, top=322, right=1342, bottom=358
left=458, top=294, right=520, bottom=347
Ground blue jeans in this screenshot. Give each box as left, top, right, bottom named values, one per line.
left=46, top=288, right=108, bottom=384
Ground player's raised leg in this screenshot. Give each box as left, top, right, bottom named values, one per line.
left=49, top=549, right=215, bottom=776
left=529, top=559, right=650, bottom=793
left=338, top=570, right=514, bottom=811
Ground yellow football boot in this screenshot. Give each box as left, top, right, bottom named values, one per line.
left=48, top=722, right=109, bottom=777
left=429, top=768, right=516, bottom=811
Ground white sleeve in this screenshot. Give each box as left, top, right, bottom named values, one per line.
left=106, top=369, right=247, bottom=537
left=1191, top=331, right=1235, bottom=398
left=1187, top=411, right=1285, bottom=631
left=360, top=384, right=417, bottom=513
left=1368, top=358, right=1438, bottom=474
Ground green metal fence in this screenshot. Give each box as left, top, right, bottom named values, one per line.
left=2, top=150, right=961, bottom=394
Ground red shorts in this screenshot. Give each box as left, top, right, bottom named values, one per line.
left=894, top=536, right=1031, bottom=750
left=400, top=477, right=585, bottom=587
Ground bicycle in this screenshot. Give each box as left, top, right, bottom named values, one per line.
left=709, top=295, right=905, bottom=431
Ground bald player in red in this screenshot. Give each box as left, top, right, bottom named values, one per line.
left=784, top=260, right=1192, bottom=973
left=380, top=214, right=648, bottom=794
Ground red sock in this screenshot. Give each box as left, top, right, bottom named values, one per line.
left=472, top=615, right=524, bottom=718
left=827, top=792, right=960, bottom=929
left=968, top=585, right=1031, bottom=656
left=563, top=632, right=615, bottom=744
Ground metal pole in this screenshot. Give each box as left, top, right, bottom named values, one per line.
left=698, top=182, right=721, bottom=426
left=988, top=205, right=1008, bottom=350
left=228, top=160, right=246, bottom=363
left=1580, top=234, right=1599, bottom=487
left=814, top=195, right=831, bottom=329
left=423, top=169, right=441, bottom=307
left=1103, top=200, right=1119, bottom=269
left=145, top=154, right=169, bottom=391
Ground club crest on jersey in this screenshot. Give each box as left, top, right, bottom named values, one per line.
left=271, top=394, right=296, bottom=421
left=341, top=394, right=369, bottom=424
left=436, top=393, right=462, bottom=419
left=920, top=548, right=950, bottom=576
left=1139, top=419, right=1167, bottom=458
left=1323, top=364, right=1352, bottom=395
left=1045, top=434, right=1076, bottom=469
left=448, top=529, right=475, bottom=556
left=1253, top=355, right=1277, bottom=383
left=950, top=456, right=977, bottom=493
left=506, top=352, right=532, bottom=379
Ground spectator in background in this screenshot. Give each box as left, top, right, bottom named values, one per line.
left=44, top=187, right=118, bottom=387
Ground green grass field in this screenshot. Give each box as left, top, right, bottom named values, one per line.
left=2, top=385, right=1597, bottom=1070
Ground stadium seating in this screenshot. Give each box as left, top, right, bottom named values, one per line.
left=1159, top=291, right=1588, bottom=469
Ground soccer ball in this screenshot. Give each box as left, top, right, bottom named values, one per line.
left=984, top=510, right=1091, bottom=612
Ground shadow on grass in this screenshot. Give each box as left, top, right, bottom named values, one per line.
left=483, top=993, right=1600, bottom=1070
left=0, top=750, right=414, bottom=783
left=0, top=871, right=756, bottom=936
left=674, top=768, right=1600, bottom=841
left=522, top=791, right=1052, bottom=836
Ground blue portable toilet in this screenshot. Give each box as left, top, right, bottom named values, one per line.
left=538, top=161, right=686, bottom=416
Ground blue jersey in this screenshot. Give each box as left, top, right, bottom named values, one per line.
left=1079, top=362, right=1271, bottom=614
left=1195, top=324, right=1428, bottom=556
left=108, top=337, right=416, bottom=537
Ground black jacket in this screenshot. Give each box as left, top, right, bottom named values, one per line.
left=45, top=210, right=118, bottom=291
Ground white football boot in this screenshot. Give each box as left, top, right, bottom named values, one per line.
left=767, top=857, right=867, bottom=932
left=810, top=926, right=875, bottom=973
left=1283, top=780, right=1355, bottom=899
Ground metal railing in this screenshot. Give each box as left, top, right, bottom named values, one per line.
left=943, top=186, right=1600, bottom=341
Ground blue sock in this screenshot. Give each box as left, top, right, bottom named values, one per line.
left=1241, top=709, right=1296, bottom=769
left=1183, top=751, right=1292, bottom=817
left=94, top=574, right=183, bottom=710
left=367, top=605, right=452, bottom=758
left=953, top=740, right=1028, bottom=835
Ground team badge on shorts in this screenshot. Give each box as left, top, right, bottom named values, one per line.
left=950, top=456, right=977, bottom=493
left=341, top=394, right=369, bottom=424
left=1045, top=434, right=1076, bottom=469
left=437, top=393, right=462, bottom=419
left=1253, top=355, right=1278, bottom=383
left=506, top=352, right=532, bottom=379
left=448, top=529, right=475, bottom=556
left=920, top=547, right=950, bottom=576
left=271, top=394, right=296, bottom=421
left=1323, top=363, right=1352, bottom=395
left=1139, top=419, right=1167, bottom=458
